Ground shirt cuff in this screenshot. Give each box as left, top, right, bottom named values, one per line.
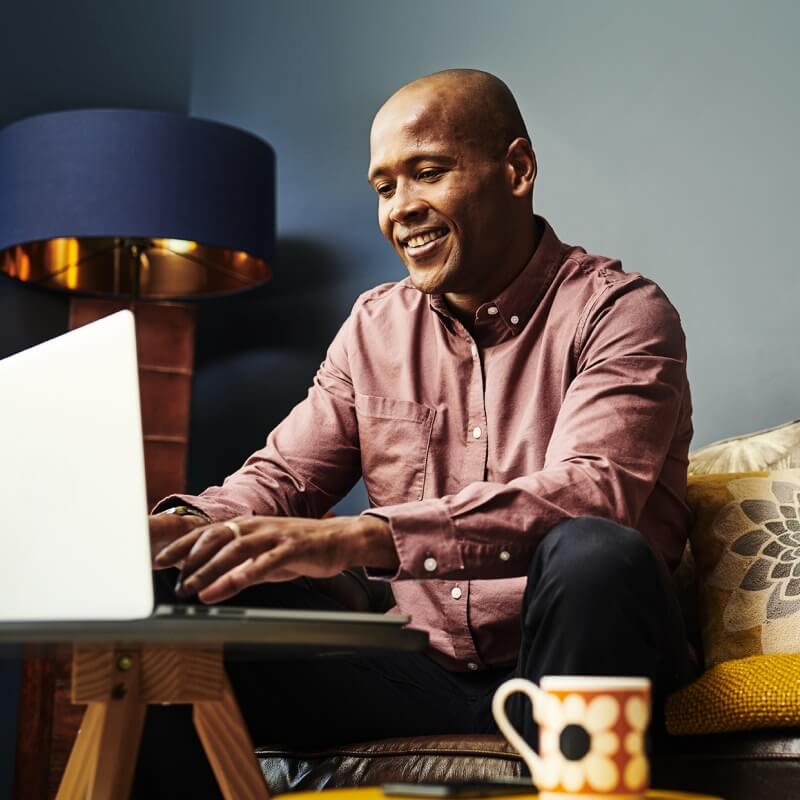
left=361, top=499, right=464, bottom=581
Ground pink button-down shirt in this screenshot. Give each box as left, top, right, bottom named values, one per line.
left=162, top=216, right=693, bottom=671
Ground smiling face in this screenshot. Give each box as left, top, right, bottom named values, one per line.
left=368, top=74, right=536, bottom=317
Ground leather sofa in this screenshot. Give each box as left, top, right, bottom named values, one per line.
left=254, top=568, right=800, bottom=800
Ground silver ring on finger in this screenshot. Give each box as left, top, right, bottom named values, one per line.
left=223, top=520, right=242, bottom=539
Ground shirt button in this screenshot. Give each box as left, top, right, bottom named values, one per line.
left=487, top=306, right=499, bottom=316
left=470, top=344, right=478, bottom=358
left=499, top=550, right=511, bottom=561
left=472, top=426, right=482, bottom=439
left=467, top=662, right=479, bottom=671
left=510, top=315, right=520, bottom=325
left=423, top=557, right=438, bottom=573
left=450, top=586, right=463, bottom=600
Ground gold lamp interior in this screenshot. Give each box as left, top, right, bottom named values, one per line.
left=0, top=237, right=271, bottom=299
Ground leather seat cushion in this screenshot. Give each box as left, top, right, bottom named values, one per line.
left=256, top=735, right=523, bottom=793
left=256, top=730, right=800, bottom=796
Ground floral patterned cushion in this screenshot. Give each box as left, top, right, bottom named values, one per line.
left=687, top=469, right=800, bottom=669
left=688, top=419, right=800, bottom=475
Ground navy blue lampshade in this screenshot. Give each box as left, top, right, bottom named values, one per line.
left=0, top=109, right=275, bottom=299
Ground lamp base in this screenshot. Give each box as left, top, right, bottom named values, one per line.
left=68, top=297, right=196, bottom=509
left=13, top=297, right=197, bottom=800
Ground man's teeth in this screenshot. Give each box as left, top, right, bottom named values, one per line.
left=407, top=229, right=446, bottom=248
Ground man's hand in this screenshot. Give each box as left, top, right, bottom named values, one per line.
left=153, top=514, right=398, bottom=604
left=149, top=512, right=209, bottom=568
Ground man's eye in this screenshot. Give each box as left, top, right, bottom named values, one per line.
left=418, top=168, right=444, bottom=180
left=376, top=183, right=394, bottom=197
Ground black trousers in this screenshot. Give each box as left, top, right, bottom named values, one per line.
left=132, top=517, right=696, bottom=798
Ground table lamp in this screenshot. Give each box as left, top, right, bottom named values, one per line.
left=0, top=108, right=275, bottom=506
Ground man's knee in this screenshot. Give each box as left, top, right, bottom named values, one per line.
left=517, top=516, right=692, bottom=698
left=528, top=515, right=659, bottom=599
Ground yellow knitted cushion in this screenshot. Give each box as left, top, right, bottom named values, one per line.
left=665, top=653, right=800, bottom=735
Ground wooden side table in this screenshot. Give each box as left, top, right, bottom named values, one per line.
left=2, top=613, right=427, bottom=800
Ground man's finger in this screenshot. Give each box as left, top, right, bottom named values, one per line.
left=196, top=560, right=259, bottom=603
left=197, top=542, right=297, bottom=603
left=179, top=534, right=259, bottom=595
left=153, top=528, right=204, bottom=568
left=248, top=539, right=306, bottom=582
left=178, top=523, right=241, bottom=578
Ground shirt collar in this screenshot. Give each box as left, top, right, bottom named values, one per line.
left=428, top=214, right=566, bottom=343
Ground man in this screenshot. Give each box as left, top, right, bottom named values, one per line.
left=137, top=69, right=695, bottom=794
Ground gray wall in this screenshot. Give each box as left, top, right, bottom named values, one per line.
left=187, top=0, right=799, bottom=474
left=2, top=0, right=798, bottom=792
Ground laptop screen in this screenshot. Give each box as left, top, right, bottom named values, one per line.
left=0, top=311, right=155, bottom=621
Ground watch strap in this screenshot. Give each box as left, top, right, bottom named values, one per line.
left=160, top=505, right=212, bottom=523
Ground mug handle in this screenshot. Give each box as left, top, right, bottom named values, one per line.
left=491, top=678, right=544, bottom=783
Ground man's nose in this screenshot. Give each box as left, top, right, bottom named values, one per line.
left=388, top=184, right=427, bottom=224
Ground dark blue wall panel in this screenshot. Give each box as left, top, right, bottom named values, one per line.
left=0, top=1, right=192, bottom=793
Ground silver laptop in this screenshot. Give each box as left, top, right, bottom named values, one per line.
left=0, top=310, right=407, bottom=628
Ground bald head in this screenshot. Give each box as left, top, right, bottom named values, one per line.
left=374, top=69, right=530, bottom=159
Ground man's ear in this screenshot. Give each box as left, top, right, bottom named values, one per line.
left=505, top=137, right=537, bottom=198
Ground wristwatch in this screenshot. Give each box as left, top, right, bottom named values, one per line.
left=159, top=505, right=211, bottom=523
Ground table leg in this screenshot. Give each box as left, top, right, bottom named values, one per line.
left=55, top=702, right=102, bottom=799
left=193, top=677, right=270, bottom=800
left=87, top=694, right=146, bottom=799
left=55, top=691, right=145, bottom=800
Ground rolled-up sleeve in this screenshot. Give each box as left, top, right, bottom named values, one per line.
left=154, top=309, right=363, bottom=521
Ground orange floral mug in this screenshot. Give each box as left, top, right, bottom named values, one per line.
left=492, top=676, right=651, bottom=799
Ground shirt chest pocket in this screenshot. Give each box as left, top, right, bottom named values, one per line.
left=355, top=393, right=435, bottom=507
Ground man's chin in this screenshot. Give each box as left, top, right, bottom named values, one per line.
left=406, top=264, right=452, bottom=295
left=408, top=276, right=443, bottom=295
